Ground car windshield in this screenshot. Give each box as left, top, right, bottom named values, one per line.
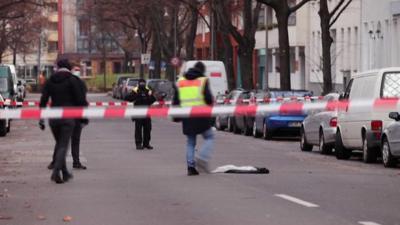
left=127, top=80, right=138, bottom=86
left=148, top=80, right=173, bottom=92
left=0, top=78, right=8, bottom=93
left=381, top=72, right=400, bottom=98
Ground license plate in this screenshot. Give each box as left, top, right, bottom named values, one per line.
left=289, top=122, right=301, bottom=127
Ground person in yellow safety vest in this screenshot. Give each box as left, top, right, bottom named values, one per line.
left=125, top=79, right=156, bottom=150
left=172, top=62, right=215, bottom=176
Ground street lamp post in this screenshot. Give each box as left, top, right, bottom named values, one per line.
left=174, top=9, right=178, bottom=81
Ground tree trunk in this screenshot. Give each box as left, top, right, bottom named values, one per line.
left=320, top=0, right=333, bottom=95
left=123, top=51, right=132, bottom=73
left=151, top=37, right=162, bottom=79
left=238, top=44, right=254, bottom=90
left=12, top=49, right=16, bottom=65
left=185, top=0, right=198, bottom=60
left=276, top=12, right=291, bottom=90
left=221, top=33, right=235, bottom=90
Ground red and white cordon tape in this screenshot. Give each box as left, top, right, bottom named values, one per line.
left=0, top=100, right=172, bottom=107
left=0, top=99, right=398, bottom=120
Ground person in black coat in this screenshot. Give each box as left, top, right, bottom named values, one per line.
left=125, top=79, right=156, bottom=150
left=47, top=64, right=89, bottom=170
left=172, top=62, right=215, bottom=176
left=39, top=59, right=87, bottom=184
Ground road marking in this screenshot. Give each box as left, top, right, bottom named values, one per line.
left=274, top=194, right=319, bottom=208
left=358, top=221, right=382, bottom=225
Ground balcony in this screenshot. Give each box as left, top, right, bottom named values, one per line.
left=48, top=12, right=58, bottom=23
left=47, top=31, right=58, bottom=42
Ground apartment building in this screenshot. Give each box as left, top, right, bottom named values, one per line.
left=361, top=0, right=400, bottom=71
left=3, top=0, right=60, bottom=79
left=306, top=0, right=361, bottom=94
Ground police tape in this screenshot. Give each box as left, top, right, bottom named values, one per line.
left=0, top=99, right=398, bottom=120
left=0, top=101, right=172, bottom=107
left=0, top=96, right=323, bottom=108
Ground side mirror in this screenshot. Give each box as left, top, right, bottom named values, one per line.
left=389, top=112, right=400, bottom=121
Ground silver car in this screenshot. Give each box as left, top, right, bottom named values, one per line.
left=300, top=93, right=339, bottom=154
left=381, top=112, right=400, bottom=168
left=121, top=78, right=140, bottom=100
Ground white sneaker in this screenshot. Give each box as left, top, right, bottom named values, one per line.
left=195, top=157, right=210, bottom=173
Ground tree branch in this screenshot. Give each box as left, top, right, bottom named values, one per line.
left=329, top=0, right=352, bottom=27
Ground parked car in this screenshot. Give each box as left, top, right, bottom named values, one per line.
left=215, top=89, right=245, bottom=131
left=113, top=76, right=131, bottom=99
left=0, top=64, right=18, bottom=101
left=381, top=112, right=400, bottom=168
left=336, top=68, right=400, bottom=163
left=253, top=90, right=313, bottom=139
left=0, top=94, right=11, bottom=137
left=232, top=91, right=255, bottom=135
left=121, top=78, right=140, bottom=100
left=147, top=79, right=174, bottom=101
left=300, top=93, right=340, bottom=154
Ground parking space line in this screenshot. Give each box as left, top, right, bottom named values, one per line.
left=274, top=194, right=319, bottom=208
left=358, top=221, right=382, bottom=225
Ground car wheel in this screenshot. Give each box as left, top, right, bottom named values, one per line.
left=242, top=119, right=251, bottom=136
left=215, top=116, right=225, bottom=131
left=362, top=137, right=378, bottom=163
left=253, top=120, right=260, bottom=138
left=227, top=117, right=233, bottom=132
left=319, top=131, right=332, bottom=155
left=300, top=127, right=313, bottom=151
left=232, top=119, right=240, bottom=134
left=335, top=130, right=351, bottom=160
left=6, top=120, right=10, bottom=133
left=382, top=137, right=397, bottom=168
left=0, top=120, right=7, bottom=137
left=263, top=123, right=272, bottom=140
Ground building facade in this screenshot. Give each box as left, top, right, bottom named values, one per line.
left=3, top=0, right=60, bottom=79
left=306, top=0, right=361, bottom=95
left=360, top=0, right=400, bottom=71
left=60, top=0, right=128, bottom=77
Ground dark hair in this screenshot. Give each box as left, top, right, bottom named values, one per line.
left=194, top=61, right=206, bottom=74
left=139, top=78, right=146, bottom=84
left=57, top=58, right=72, bottom=70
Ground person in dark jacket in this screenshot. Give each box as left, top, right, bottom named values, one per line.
left=47, top=64, right=89, bottom=170
left=125, top=79, right=156, bottom=150
left=39, top=58, right=87, bottom=184
left=173, top=62, right=215, bottom=176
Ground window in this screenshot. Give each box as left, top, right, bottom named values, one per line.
left=78, top=19, right=91, bottom=36
left=343, top=79, right=353, bottom=99
left=381, top=72, right=400, bottom=98
left=113, top=62, right=122, bottom=74
left=48, top=41, right=58, bottom=53
left=288, top=0, right=297, bottom=26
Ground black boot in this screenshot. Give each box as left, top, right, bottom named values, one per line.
left=51, top=170, right=64, bottom=184
left=73, top=163, right=87, bottom=170
left=136, top=145, right=144, bottom=150
left=187, top=167, right=199, bottom=176
left=143, top=145, right=153, bottom=150
left=62, top=170, right=73, bottom=182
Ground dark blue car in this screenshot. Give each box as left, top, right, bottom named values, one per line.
left=252, top=90, right=313, bottom=139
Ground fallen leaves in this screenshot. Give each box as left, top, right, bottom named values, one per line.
left=0, top=215, right=13, bottom=220
left=63, top=216, right=73, bottom=222
left=37, top=215, right=46, bottom=220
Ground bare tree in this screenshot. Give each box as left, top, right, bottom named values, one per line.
left=319, top=0, right=353, bottom=94
left=214, top=0, right=261, bottom=90
left=257, top=0, right=311, bottom=90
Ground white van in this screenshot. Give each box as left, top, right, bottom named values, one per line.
left=336, top=67, right=400, bottom=163
left=179, top=60, right=228, bottom=96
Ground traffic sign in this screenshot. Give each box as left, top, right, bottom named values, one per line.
left=141, top=54, right=151, bottom=65
left=171, top=57, right=180, bottom=67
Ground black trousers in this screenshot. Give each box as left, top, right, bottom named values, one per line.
left=71, top=120, right=83, bottom=165
left=49, top=119, right=75, bottom=172
left=135, top=118, right=151, bottom=146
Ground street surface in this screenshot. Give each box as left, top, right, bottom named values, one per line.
left=1, top=94, right=400, bottom=225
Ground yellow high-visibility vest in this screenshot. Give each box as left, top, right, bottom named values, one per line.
left=177, top=77, right=207, bottom=107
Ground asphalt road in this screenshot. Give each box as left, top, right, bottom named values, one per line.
left=0, top=93, right=399, bottom=225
